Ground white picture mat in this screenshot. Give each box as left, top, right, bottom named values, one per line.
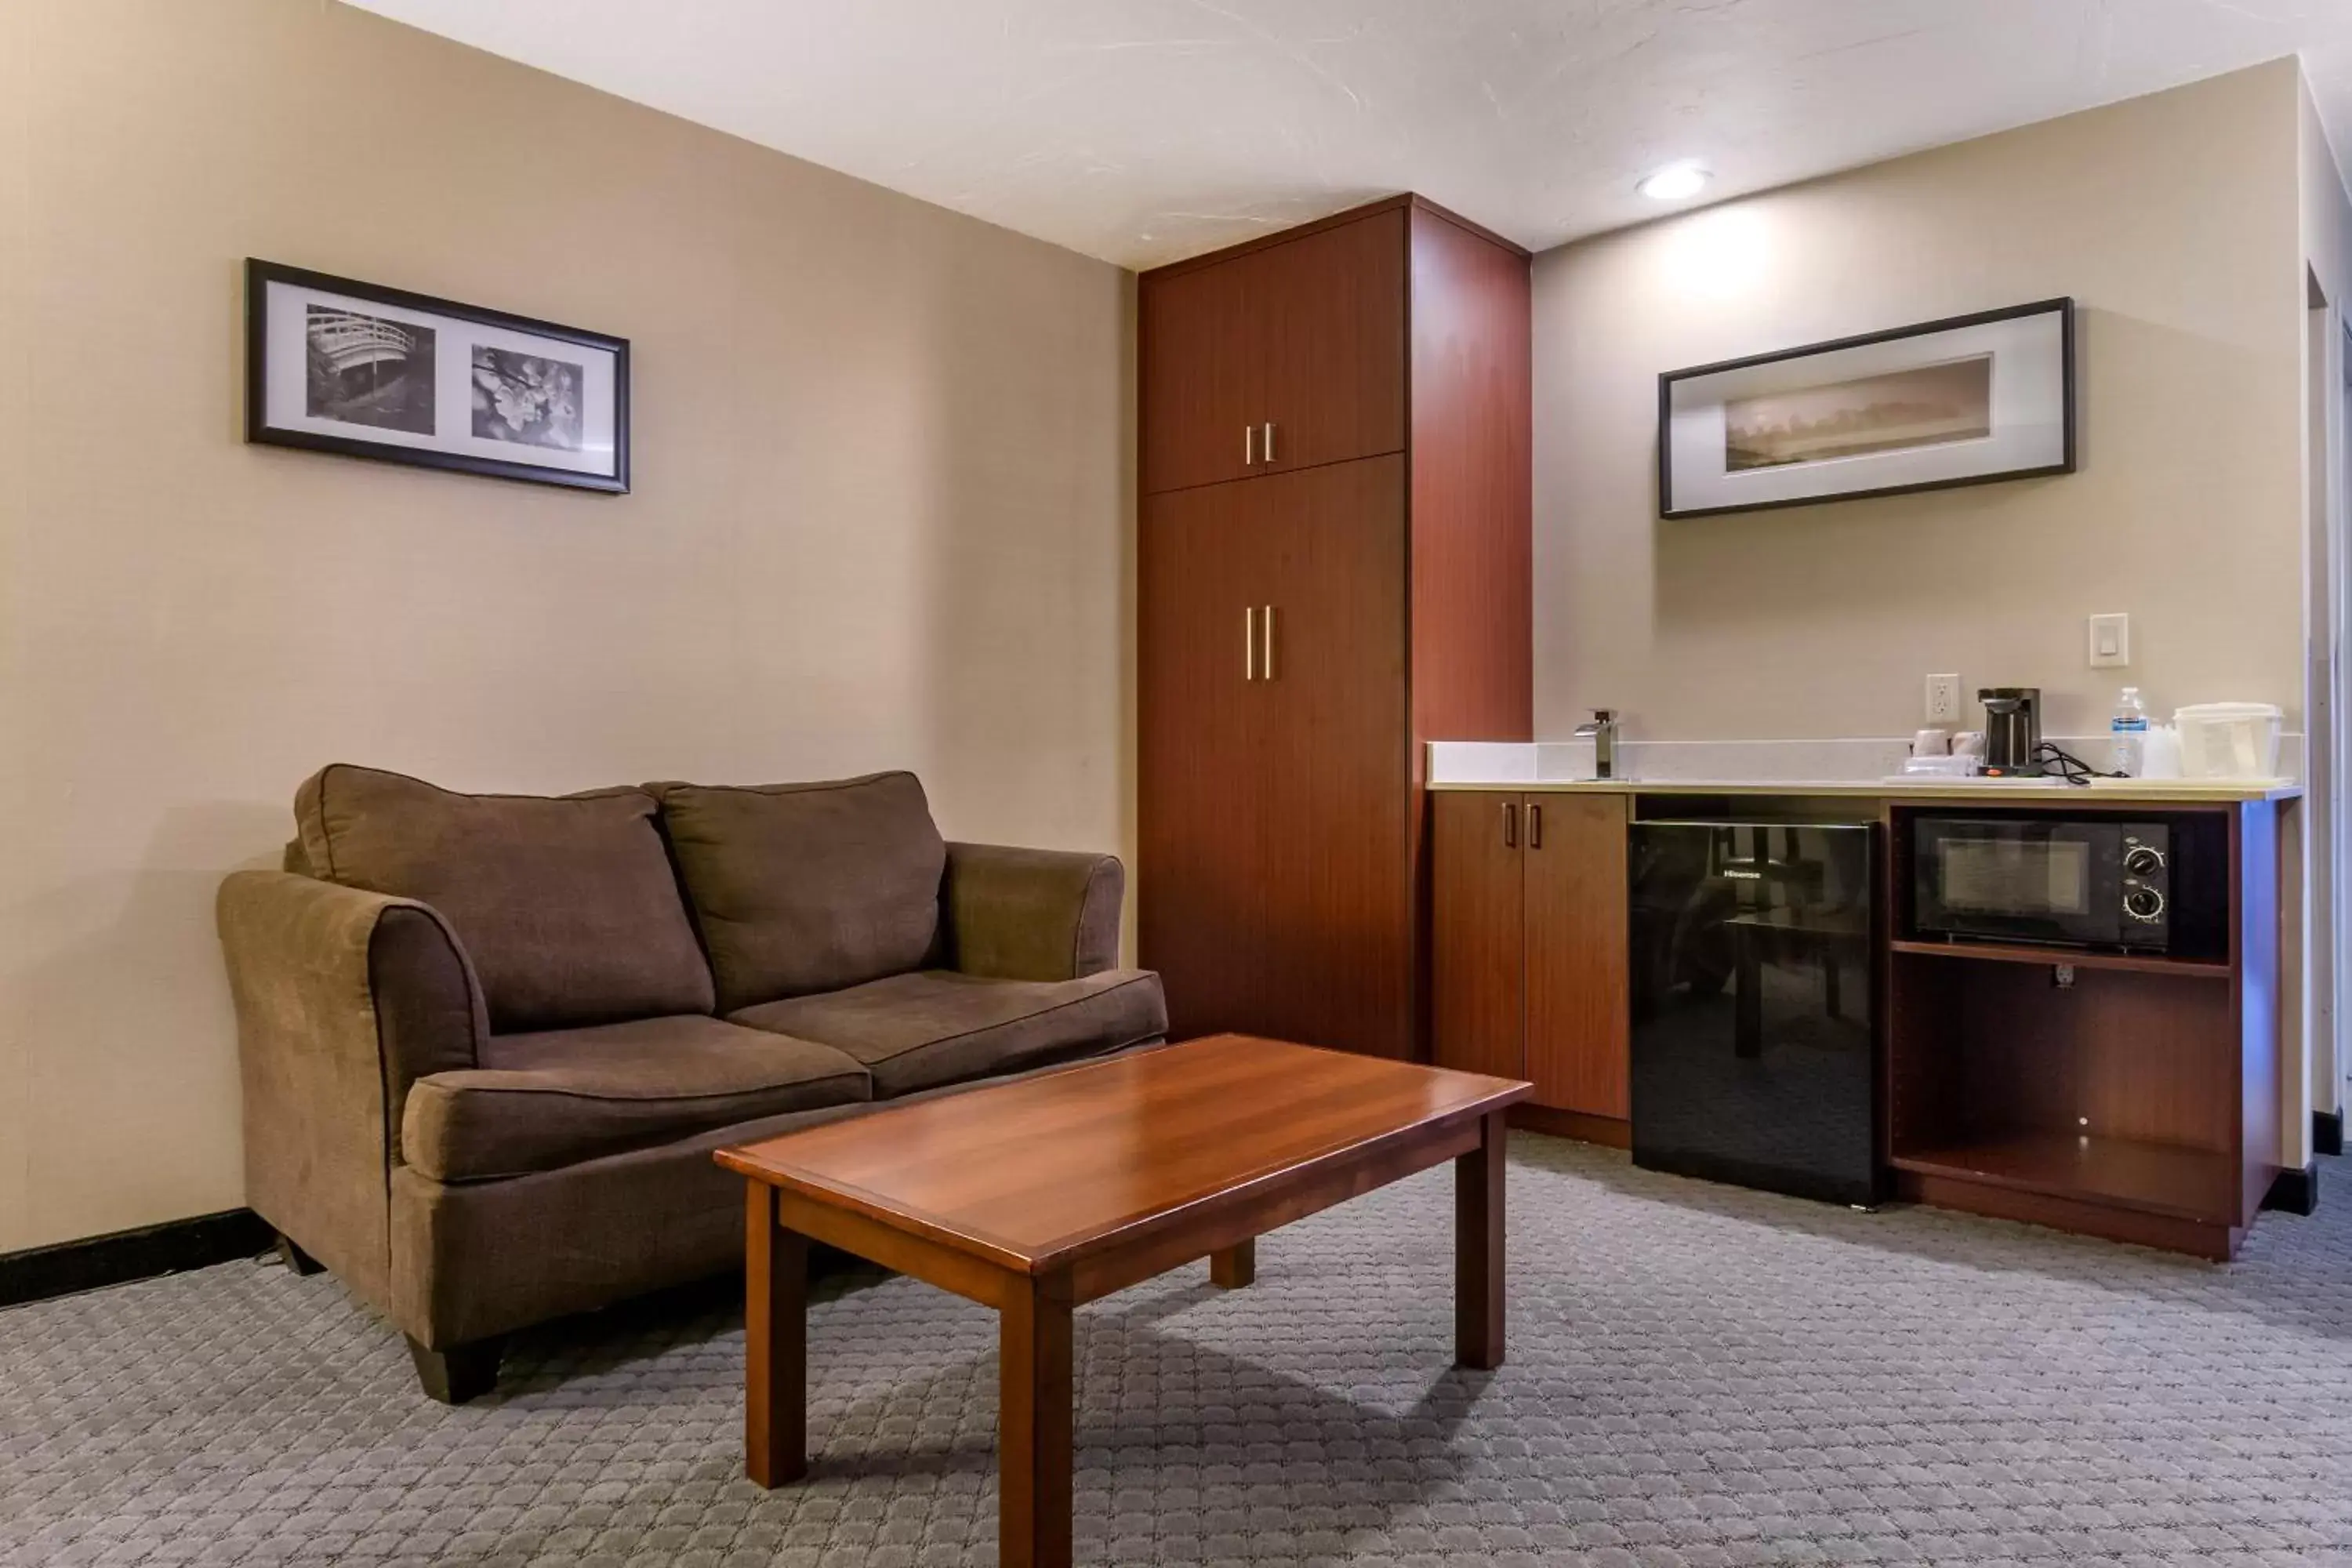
left=261, top=279, right=618, bottom=477
left=1666, top=310, right=2066, bottom=514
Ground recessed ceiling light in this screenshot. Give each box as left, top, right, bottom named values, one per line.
left=1638, top=162, right=1712, bottom=201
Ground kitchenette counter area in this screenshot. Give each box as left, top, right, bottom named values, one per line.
left=1427, top=748, right=2301, bottom=1261
left=1430, top=777, right=2301, bottom=802
left=1425, top=735, right=2302, bottom=802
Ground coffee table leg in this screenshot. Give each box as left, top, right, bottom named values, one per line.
left=1209, top=1237, right=1255, bottom=1288
left=1000, top=1272, right=1073, bottom=1568
left=745, top=1182, right=808, bottom=1488
left=1455, top=1109, right=1506, bottom=1370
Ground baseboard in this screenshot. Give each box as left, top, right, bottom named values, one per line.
left=2316, top=1111, right=2344, bottom=1159
left=0, top=1208, right=274, bottom=1310
left=1508, top=1104, right=1632, bottom=1149
left=1896, top=1169, right=2238, bottom=1261
left=2261, top=1162, right=2320, bottom=1218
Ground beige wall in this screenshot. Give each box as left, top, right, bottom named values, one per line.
left=0, top=1, right=1131, bottom=1251
left=1533, top=60, right=2308, bottom=746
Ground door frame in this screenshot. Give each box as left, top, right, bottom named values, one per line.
left=2332, top=305, right=2352, bottom=1138
left=2339, top=311, right=2351, bottom=1134
left=2306, top=271, right=2349, bottom=1156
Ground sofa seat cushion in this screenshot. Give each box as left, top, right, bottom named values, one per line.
left=295, top=764, right=714, bottom=1032
left=402, top=1015, right=871, bottom=1181
left=653, top=772, right=946, bottom=1012
left=729, top=968, right=1168, bottom=1098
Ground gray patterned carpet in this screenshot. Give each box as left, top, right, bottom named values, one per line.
left=5, top=1136, right=2350, bottom=1566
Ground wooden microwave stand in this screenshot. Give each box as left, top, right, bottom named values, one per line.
left=1885, top=798, right=2282, bottom=1261
left=1430, top=783, right=2292, bottom=1260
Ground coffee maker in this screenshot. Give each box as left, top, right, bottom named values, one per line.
left=1977, top=687, right=2043, bottom=777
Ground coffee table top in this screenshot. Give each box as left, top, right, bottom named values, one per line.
left=717, top=1033, right=1528, bottom=1276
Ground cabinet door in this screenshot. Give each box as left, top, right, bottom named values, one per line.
left=1524, top=793, right=1632, bottom=1117
left=1431, top=790, right=1526, bottom=1080
left=1139, top=258, right=1256, bottom=495
left=1247, top=456, right=1413, bottom=1057
left=1141, top=209, right=1407, bottom=495
left=1253, top=209, right=1407, bottom=477
left=1139, top=482, right=1276, bottom=1039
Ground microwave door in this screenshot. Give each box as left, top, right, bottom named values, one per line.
left=1918, top=823, right=2100, bottom=946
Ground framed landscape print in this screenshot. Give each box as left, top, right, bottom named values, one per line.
left=1658, top=298, right=2072, bottom=519
left=245, top=260, right=629, bottom=493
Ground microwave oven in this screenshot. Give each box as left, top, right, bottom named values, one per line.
left=1911, top=816, right=2174, bottom=952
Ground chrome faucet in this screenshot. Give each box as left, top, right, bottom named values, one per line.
left=1573, top=709, right=1620, bottom=780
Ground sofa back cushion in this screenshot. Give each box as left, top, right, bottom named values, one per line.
left=295, top=764, right=715, bottom=1033
left=655, top=771, right=945, bottom=1011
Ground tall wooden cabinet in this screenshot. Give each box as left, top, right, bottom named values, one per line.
left=1138, top=195, right=1531, bottom=1060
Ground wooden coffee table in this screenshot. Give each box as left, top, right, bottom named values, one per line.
left=716, top=1033, right=1530, bottom=1567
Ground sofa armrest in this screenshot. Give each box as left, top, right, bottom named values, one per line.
left=943, top=842, right=1125, bottom=982
left=216, top=871, right=486, bottom=1308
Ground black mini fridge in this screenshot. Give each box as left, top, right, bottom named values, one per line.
left=1628, top=818, right=1882, bottom=1207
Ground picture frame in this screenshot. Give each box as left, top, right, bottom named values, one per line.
left=1657, top=297, right=2073, bottom=520
left=245, top=259, right=630, bottom=493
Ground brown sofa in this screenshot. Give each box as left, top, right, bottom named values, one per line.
left=217, top=765, right=1166, bottom=1402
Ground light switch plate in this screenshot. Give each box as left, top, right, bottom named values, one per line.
left=1926, top=673, right=1962, bottom=724
left=2088, top=612, right=2130, bottom=668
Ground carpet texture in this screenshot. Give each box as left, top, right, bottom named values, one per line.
left=4, top=1137, right=2349, bottom=1566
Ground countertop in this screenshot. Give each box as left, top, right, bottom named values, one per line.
left=1425, top=778, right=2302, bottom=803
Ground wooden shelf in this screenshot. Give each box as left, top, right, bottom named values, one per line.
left=1884, top=800, right=2276, bottom=1260
left=1889, top=938, right=2230, bottom=979
left=1893, top=1133, right=2238, bottom=1222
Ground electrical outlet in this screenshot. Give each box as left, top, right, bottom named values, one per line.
left=1926, top=673, right=1962, bottom=724
left=2088, top=612, right=2130, bottom=668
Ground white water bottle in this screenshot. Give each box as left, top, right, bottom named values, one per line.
left=2111, top=686, right=2148, bottom=776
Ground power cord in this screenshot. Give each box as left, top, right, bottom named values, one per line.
left=2031, top=740, right=2123, bottom=786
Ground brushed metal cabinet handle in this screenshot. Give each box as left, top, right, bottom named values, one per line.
left=1261, top=421, right=1276, bottom=462
left=1502, top=801, right=1517, bottom=848
left=1529, top=802, right=1543, bottom=849
left=1243, top=606, right=1258, bottom=681
left=1260, top=604, right=1276, bottom=680
left=1243, top=424, right=1255, bottom=465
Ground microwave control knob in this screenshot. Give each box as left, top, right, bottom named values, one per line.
left=2124, top=887, right=2165, bottom=923
left=2124, top=846, right=2165, bottom=877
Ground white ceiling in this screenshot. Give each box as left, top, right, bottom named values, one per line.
left=345, top=0, right=2352, bottom=270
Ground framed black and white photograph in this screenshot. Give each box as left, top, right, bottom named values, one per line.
left=245, top=260, right=629, bottom=493
left=1658, top=298, right=2072, bottom=519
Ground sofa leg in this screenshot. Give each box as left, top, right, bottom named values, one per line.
left=274, top=1233, right=324, bottom=1276
left=407, top=1335, right=504, bottom=1404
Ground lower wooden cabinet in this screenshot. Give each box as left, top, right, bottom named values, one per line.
left=1525, top=794, right=1631, bottom=1119
left=1430, top=792, right=1526, bottom=1081
left=1431, top=790, right=1630, bottom=1124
